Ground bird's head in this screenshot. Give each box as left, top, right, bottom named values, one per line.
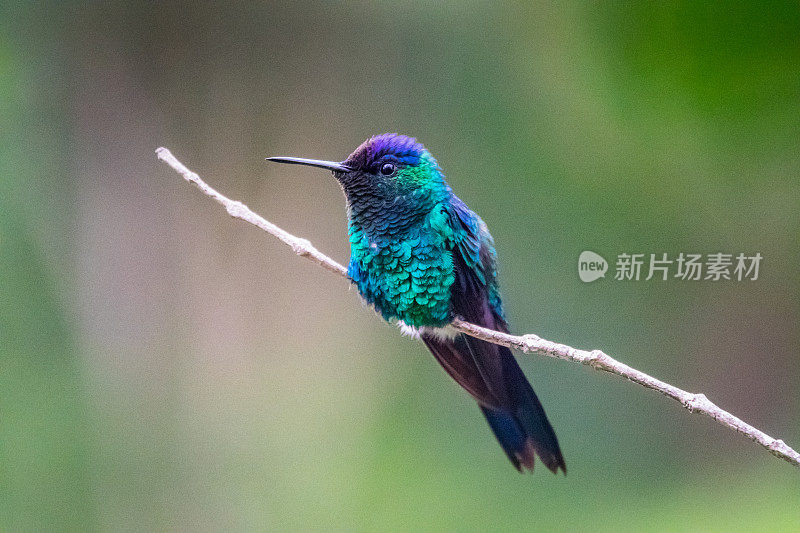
left=268, top=134, right=447, bottom=206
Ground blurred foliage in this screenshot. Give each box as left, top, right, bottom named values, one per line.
left=1, top=1, right=798, bottom=531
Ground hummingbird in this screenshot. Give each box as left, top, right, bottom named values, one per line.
left=268, top=134, right=565, bottom=473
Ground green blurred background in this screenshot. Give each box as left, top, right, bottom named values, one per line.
left=1, top=1, right=798, bottom=531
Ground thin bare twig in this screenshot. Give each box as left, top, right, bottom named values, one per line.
left=156, top=146, right=799, bottom=469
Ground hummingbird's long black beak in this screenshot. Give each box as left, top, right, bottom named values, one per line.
left=266, top=156, right=350, bottom=173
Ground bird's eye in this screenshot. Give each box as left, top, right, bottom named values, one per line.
left=379, top=162, right=396, bottom=176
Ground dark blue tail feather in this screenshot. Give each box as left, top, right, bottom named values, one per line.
left=475, top=339, right=566, bottom=474
left=421, top=332, right=566, bottom=474
left=480, top=406, right=529, bottom=471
